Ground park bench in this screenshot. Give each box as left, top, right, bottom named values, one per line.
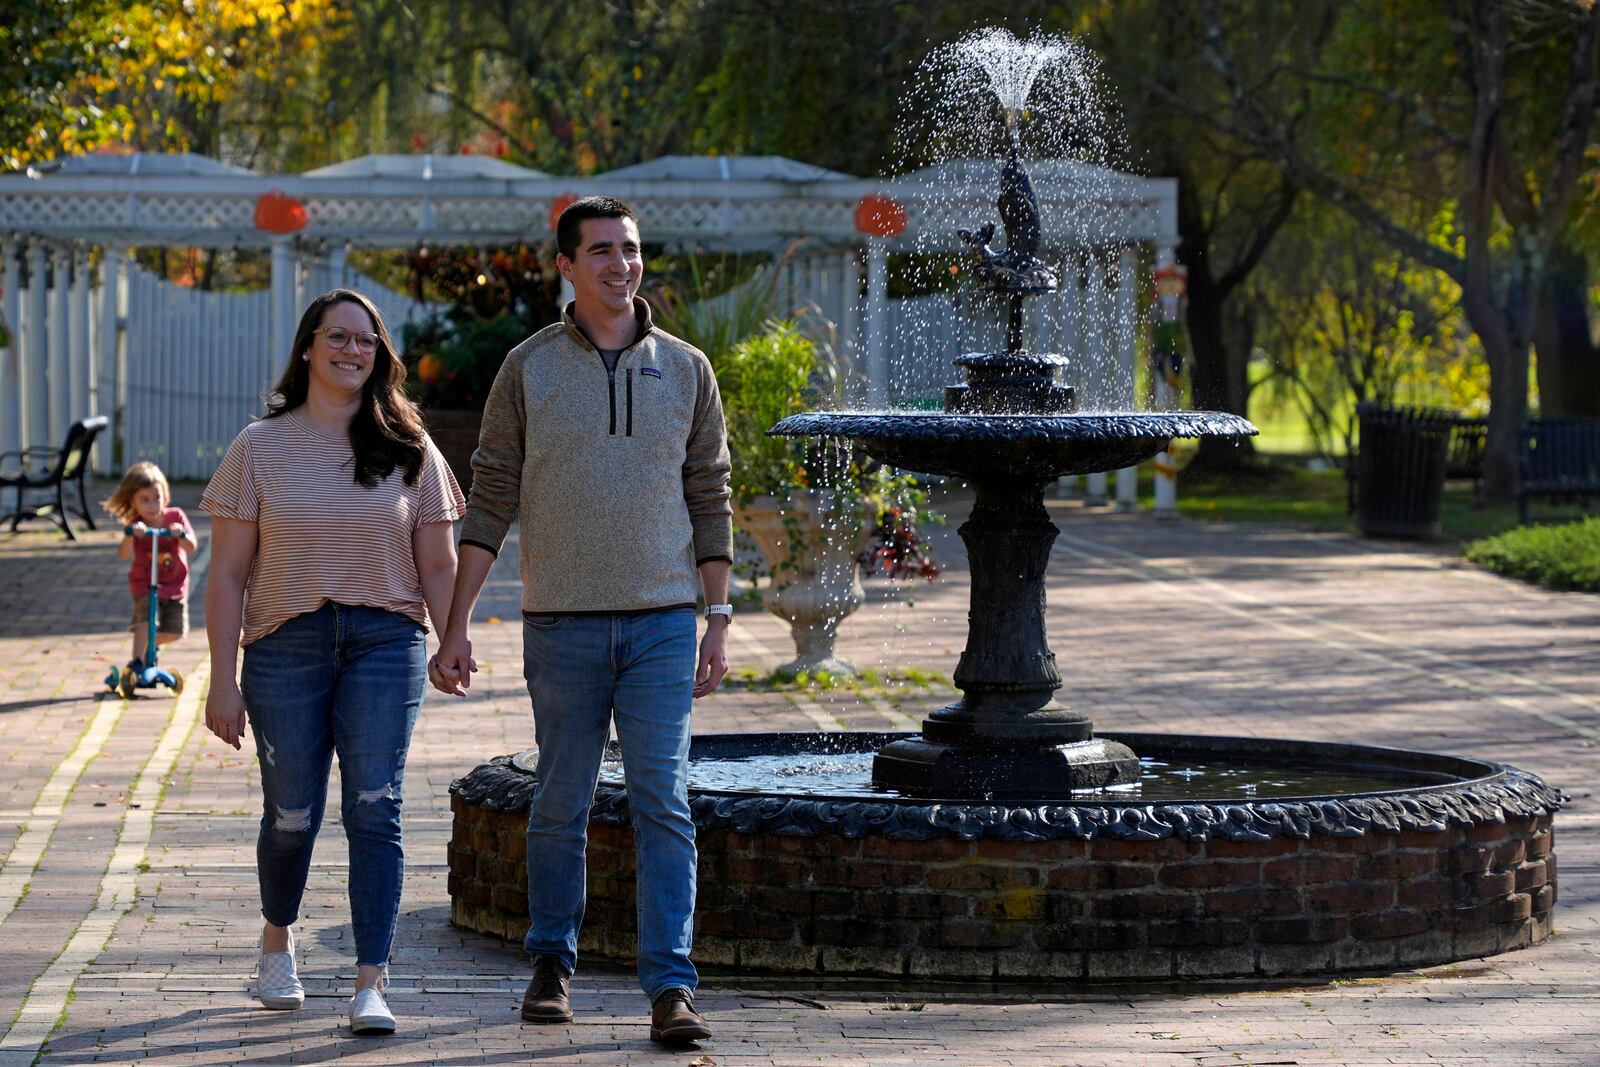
left=0, top=415, right=109, bottom=540
left=1519, top=417, right=1600, bottom=525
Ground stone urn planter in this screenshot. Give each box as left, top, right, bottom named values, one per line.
left=734, top=490, right=871, bottom=677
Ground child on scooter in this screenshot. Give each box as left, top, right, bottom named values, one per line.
left=103, top=461, right=199, bottom=674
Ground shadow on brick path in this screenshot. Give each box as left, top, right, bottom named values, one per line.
left=0, top=482, right=1596, bottom=1065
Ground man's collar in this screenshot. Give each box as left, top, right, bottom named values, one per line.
left=562, top=297, right=654, bottom=352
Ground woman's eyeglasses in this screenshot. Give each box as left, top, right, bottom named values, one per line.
left=313, top=327, right=380, bottom=353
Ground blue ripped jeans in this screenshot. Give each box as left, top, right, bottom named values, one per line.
left=241, top=602, right=425, bottom=967
left=521, top=608, right=699, bottom=1001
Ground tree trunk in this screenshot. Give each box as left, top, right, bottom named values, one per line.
left=1222, top=300, right=1256, bottom=416
left=1534, top=244, right=1600, bottom=417
left=1461, top=282, right=1531, bottom=506
left=1180, top=208, right=1259, bottom=468
left=1185, top=246, right=1229, bottom=414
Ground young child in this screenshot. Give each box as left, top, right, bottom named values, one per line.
left=103, top=462, right=199, bottom=672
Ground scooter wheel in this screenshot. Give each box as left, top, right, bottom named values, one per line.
left=168, top=670, right=184, bottom=697
left=105, top=667, right=122, bottom=693
left=117, top=668, right=136, bottom=699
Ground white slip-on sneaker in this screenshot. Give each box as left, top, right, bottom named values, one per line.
left=256, top=938, right=304, bottom=1010
left=349, top=984, right=396, bottom=1035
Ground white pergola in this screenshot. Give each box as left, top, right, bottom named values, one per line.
left=0, top=150, right=1177, bottom=484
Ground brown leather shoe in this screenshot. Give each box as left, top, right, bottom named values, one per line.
left=520, top=956, right=572, bottom=1023
left=650, top=988, right=710, bottom=1045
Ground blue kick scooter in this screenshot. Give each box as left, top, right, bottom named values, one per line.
left=104, top=525, right=185, bottom=699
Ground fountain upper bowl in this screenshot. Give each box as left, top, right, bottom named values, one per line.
left=770, top=409, right=1257, bottom=482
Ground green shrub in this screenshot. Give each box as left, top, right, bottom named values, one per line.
left=1464, top=517, right=1600, bottom=593
left=718, top=319, right=942, bottom=583
left=718, top=319, right=815, bottom=502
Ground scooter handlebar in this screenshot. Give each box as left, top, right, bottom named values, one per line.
left=124, top=525, right=180, bottom=538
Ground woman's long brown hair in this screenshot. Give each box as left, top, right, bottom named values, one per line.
left=265, top=288, right=426, bottom=487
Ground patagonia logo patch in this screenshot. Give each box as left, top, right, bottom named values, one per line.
left=641, top=367, right=662, bottom=379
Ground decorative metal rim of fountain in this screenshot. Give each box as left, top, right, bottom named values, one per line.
left=452, top=731, right=1565, bottom=844
left=770, top=409, right=1258, bottom=444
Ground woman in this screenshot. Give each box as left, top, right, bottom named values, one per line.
left=202, top=288, right=465, bottom=1035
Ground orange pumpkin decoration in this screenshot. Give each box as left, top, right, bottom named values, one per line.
left=548, top=192, right=580, bottom=232
left=255, top=191, right=308, bottom=234
left=854, top=194, right=907, bottom=237
left=416, top=353, right=445, bottom=385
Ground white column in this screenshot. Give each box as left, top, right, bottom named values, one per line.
left=1083, top=253, right=1106, bottom=406
left=1060, top=254, right=1081, bottom=392
left=839, top=251, right=860, bottom=373
left=1083, top=253, right=1108, bottom=506
left=1113, top=247, right=1138, bottom=512
left=1051, top=255, right=1081, bottom=500
left=327, top=244, right=348, bottom=290
left=25, top=243, right=48, bottom=447
left=302, top=250, right=325, bottom=298
left=69, top=248, right=91, bottom=435
left=1084, top=471, right=1108, bottom=505
left=48, top=246, right=71, bottom=442
left=269, top=238, right=297, bottom=388
left=864, top=239, right=888, bottom=407
left=1152, top=244, right=1179, bottom=518
left=1, top=240, right=20, bottom=455
left=97, top=249, right=122, bottom=472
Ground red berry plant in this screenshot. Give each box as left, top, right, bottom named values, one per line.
left=858, top=501, right=941, bottom=581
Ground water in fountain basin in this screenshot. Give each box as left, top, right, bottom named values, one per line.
left=597, top=744, right=1461, bottom=802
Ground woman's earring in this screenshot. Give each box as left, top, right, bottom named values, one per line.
left=302, top=354, right=310, bottom=361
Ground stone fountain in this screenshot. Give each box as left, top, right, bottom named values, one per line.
left=449, top=29, right=1562, bottom=982
left=770, top=107, right=1251, bottom=798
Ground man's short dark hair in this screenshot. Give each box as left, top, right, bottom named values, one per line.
left=556, top=196, right=638, bottom=261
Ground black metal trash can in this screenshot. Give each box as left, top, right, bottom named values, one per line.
left=1355, top=403, right=1453, bottom=538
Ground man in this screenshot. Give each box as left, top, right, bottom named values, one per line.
left=430, top=195, right=731, bottom=1046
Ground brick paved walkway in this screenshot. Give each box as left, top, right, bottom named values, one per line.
left=0, top=483, right=1595, bottom=1065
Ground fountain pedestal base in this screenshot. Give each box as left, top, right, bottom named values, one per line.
left=873, top=735, right=1139, bottom=796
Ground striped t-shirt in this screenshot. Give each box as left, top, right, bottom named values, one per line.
left=201, top=409, right=466, bottom=645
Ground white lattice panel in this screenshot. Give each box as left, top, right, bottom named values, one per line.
left=0, top=166, right=1176, bottom=247
left=135, top=194, right=253, bottom=230
left=0, top=193, right=129, bottom=231
left=432, top=198, right=546, bottom=236
left=731, top=199, right=856, bottom=237
left=305, top=197, right=421, bottom=232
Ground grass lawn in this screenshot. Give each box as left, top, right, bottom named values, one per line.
left=1246, top=405, right=1341, bottom=457
left=1160, top=460, right=1586, bottom=546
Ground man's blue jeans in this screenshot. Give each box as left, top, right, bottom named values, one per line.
left=241, top=602, right=425, bottom=967
left=520, top=608, right=699, bottom=1000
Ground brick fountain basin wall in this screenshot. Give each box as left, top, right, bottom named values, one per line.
left=448, top=735, right=1563, bottom=981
